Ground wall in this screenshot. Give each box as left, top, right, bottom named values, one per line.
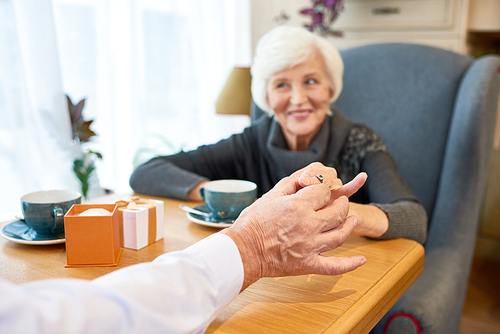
left=250, top=0, right=470, bottom=55
left=250, top=0, right=308, bottom=56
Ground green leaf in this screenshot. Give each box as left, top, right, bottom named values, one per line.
left=73, top=156, right=96, bottom=199
left=88, top=150, right=103, bottom=159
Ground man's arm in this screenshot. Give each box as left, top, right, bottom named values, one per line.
left=0, top=233, right=242, bottom=334
left=1, top=165, right=366, bottom=334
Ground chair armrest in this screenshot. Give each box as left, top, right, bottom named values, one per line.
left=374, top=55, right=500, bottom=334
left=373, top=241, right=477, bottom=333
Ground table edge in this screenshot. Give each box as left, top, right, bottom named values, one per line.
left=324, top=239, right=425, bottom=334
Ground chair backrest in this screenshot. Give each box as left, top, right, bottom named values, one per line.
left=251, top=42, right=500, bottom=226
left=333, top=43, right=473, bottom=219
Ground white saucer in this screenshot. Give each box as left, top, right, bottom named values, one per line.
left=1, top=220, right=65, bottom=245
left=185, top=205, right=234, bottom=229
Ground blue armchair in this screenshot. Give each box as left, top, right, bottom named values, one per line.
left=251, top=42, right=500, bottom=333
left=332, top=44, right=500, bottom=334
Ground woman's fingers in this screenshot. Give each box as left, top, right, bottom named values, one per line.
left=331, top=172, right=367, bottom=198
left=299, top=171, right=368, bottom=199
left=298, top=166, right=341, bottom=191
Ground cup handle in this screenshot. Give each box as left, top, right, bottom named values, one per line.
left=199, top=187, right=206, bottom=202
left=53, top=207, right=64, bottom=233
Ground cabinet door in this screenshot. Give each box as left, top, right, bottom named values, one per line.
left=335, top=0, right=455, bottom=30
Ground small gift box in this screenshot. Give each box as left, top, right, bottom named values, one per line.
left=64, top=204, right=122, bottom=267
left=115, top=196, right=164, bottom=250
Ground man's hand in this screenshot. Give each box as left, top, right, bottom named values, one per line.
left=221, top=164, right=367, bottom=290
left=262, top=162, right=367, bottom=201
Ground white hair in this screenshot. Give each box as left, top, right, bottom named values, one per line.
left=251, top=25, right=344, bottom=114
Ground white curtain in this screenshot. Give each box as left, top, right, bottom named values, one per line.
left=0, top=0, right=77, bottom=221
left=0, top=0, right=251, bottom=221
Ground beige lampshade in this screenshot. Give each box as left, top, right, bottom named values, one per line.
left=216, top=67, right=252, bottom=115
left=469, top=0, right=500, bottom=31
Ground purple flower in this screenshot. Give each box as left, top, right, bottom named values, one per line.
left=324, top=0, right=337, bottom=8
left=313, top=12, right=323, bottom=25
left=300, top=8, right=314, bottom=15
left=300, top=0, right=344, bottom=36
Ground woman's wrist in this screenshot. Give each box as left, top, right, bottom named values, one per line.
left=186, top=181, right=209, bottom=201
left=348, top=202, right=389, bottom=238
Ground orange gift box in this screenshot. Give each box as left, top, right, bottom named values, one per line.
left=64, top=204, right=122, bottom=267
left=115, top=197, right=164, bottom=250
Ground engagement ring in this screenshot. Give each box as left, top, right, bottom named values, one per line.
left=314, top=175, right=324, bottom=183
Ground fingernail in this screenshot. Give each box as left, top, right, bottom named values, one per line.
left=300, top=176, right=312, bottom=185
left=360, top=257, right=367, bottom=265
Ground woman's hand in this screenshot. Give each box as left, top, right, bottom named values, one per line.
left=296, top=162, right=388, bottom=238
left=259, top=162, right=366, bottom=203
left=186, top=181, right=209, bottom=201
left=297, top=162, right=367, bottom=201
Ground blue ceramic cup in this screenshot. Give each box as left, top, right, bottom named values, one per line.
left=21, top=190, right=82, bottom=238
left=199, top=180, right=257, bottom=220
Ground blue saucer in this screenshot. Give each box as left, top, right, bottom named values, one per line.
left=1, top=220, right=65, bottom=245
left=186, top=205, right=234, bottom=228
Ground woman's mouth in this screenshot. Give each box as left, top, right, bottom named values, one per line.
left=287, top=109, right=313, bottom=120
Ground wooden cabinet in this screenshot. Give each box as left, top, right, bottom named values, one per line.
left=331, top=0, right=470, bottom=53
left=336, top=0, right=455, bottom=30
left=250, top=0, right=470, bottom=54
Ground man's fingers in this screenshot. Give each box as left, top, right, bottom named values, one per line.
left=263, top=174, right=300, bottom=199
left=293, top=162, right=327, bottom=178
left=292, top=183, right=333, bottom=211
left=315, top=214, right=357, bottom=249
left=313, top=255, right=367, bottom=275
left=313, top=195, right=350, bottom=232
left=265, top=162, right=328, bottom=198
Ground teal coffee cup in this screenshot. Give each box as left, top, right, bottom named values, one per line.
left=199, top=180, right=257, bottom=220
left=21, top=190, right=82, bottom=238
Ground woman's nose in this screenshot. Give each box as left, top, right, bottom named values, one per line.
left=290, top=86, right=307, bottom=105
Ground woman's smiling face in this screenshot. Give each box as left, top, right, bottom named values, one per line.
left=266, top=50, right=333, bottom=151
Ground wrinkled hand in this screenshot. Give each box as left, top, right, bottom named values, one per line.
left=298, top=162, right=367, bottom=201
left=221, top=164, right=367, bottom=290
left=262, top=162, right=367, bottom=202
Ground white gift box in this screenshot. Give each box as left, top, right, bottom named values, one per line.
left=117, top=198, right=164, bottom=250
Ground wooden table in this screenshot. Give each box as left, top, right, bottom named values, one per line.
left=0, top=194, right=424, bottom=334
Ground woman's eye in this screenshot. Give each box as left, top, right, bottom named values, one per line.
left=277, top=83, right=287, bottom=88
left=305, top=78, right=317, bottom=84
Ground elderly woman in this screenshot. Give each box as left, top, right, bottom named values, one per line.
left=130, top=25, right=427, bottom=244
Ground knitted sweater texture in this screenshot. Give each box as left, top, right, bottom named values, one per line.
left=130, top=111, right=427, bottom=243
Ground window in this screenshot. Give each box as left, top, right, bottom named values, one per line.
left=0, top=0, right=251, bottom=220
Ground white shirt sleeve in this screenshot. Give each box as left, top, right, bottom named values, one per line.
left=0, top=233, right=244, bottom=334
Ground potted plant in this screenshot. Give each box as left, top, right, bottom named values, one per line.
left=300, top=0, right=345, bottom=36
left=67, top=95, right=103, bottom=199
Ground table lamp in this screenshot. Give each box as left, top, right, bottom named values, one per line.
left=468, top=0, right=500, bottom=32
left=216, top=67, right=252, bottom=115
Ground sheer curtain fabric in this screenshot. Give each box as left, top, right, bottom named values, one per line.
left=0, top=0, right=251, bottom=220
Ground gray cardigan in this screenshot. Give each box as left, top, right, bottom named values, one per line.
left=130, top=111, right=427, bottom=243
